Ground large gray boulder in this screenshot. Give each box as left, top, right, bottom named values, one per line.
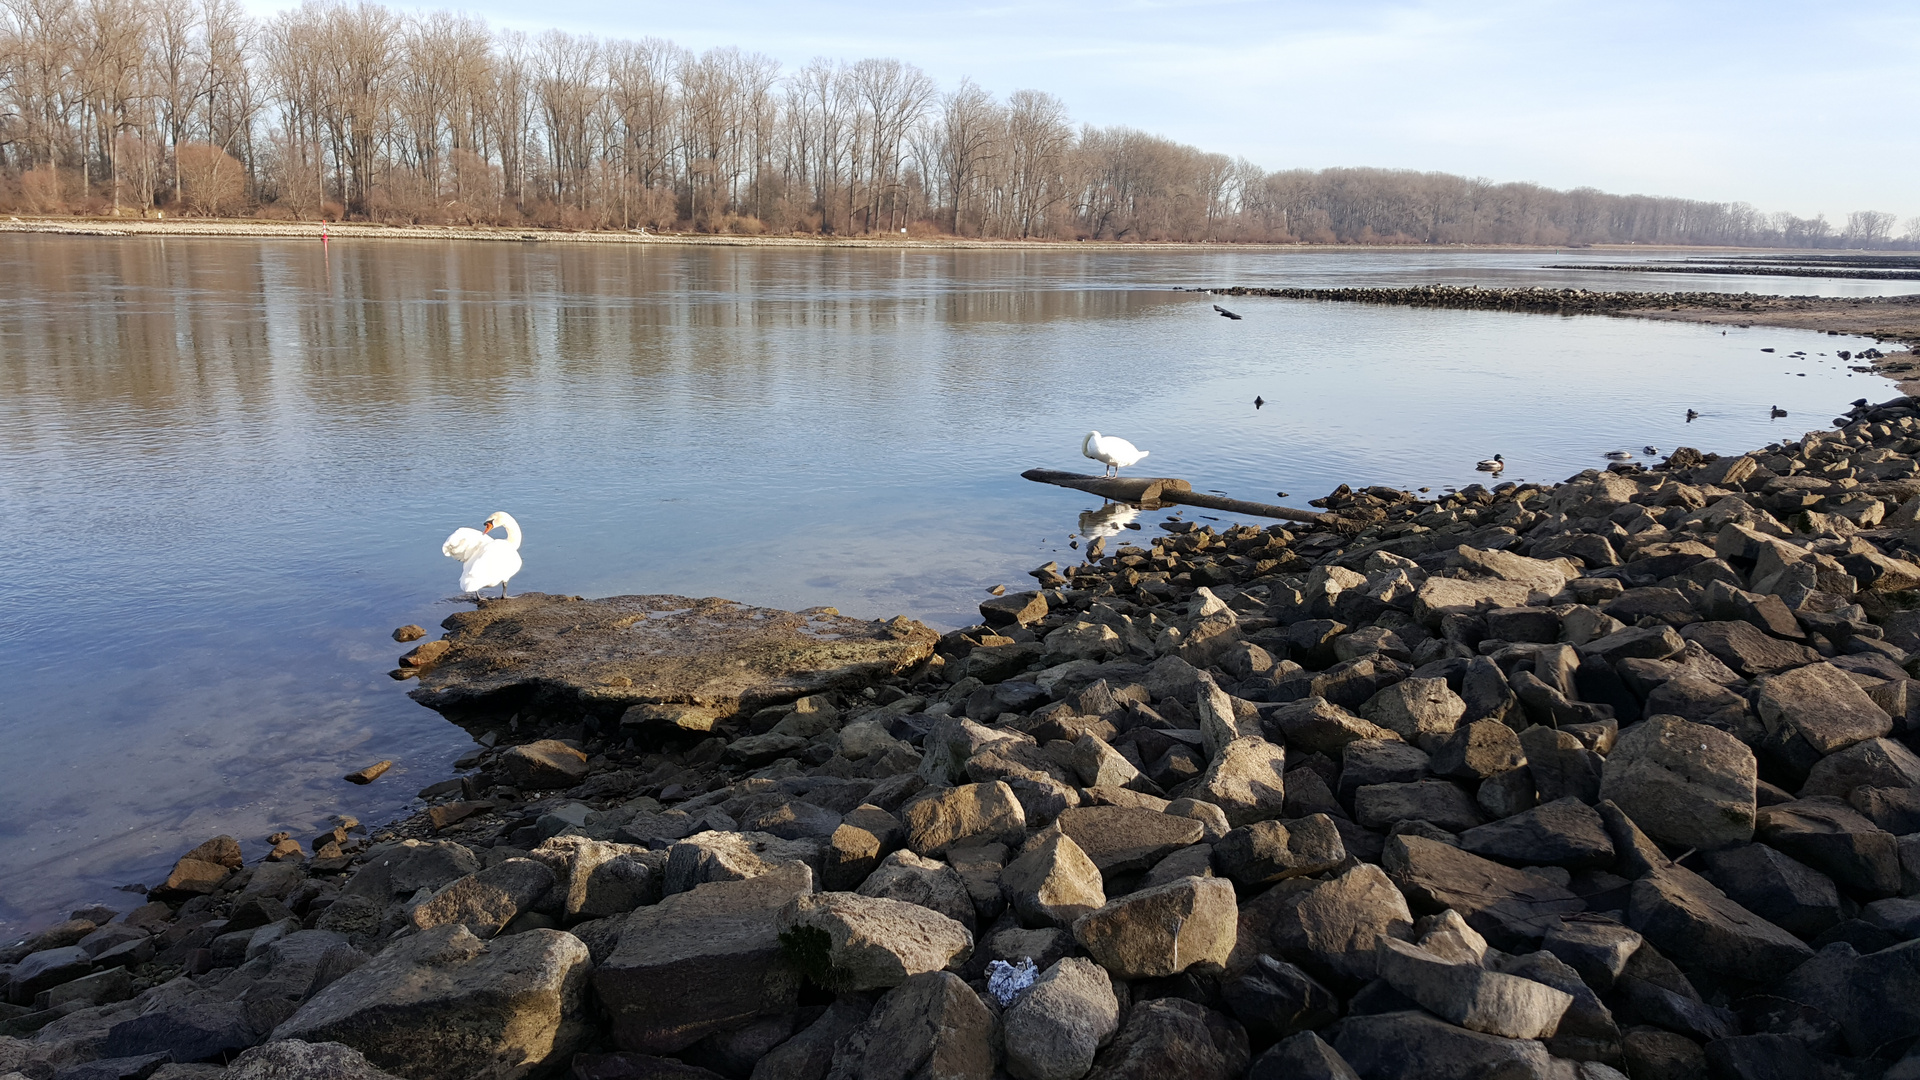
left=1263, top=697, right=1400, bottom=757
left=1246, top=1032, right=1359, bottom=1080
left=271, top=925, right=592, bottom=1080
left=903, top=782, right=1027, bottom=856
left=1456, top=797, right=1614, bottom=870
left=746, top=998, right=871, bottom=1080
left=827, top=971, right=994, bottom=1080
left=1754, top=661, right=1893, bottom=755
left=823, top=804, right=905, bottom=891
left=663, top=830, right=823, bottom=896
left=1627, top=863, right=1814, bottom=983
left=1775, top=938, right=1920, bottom=1058
left=1800, top=737, right=1920, bottom=799
left=1085, top=998, right=1248, bottom=1080
left=1268, top=863, right=1414, bottom=986
left=226, top=1041, right=408, bottom=1080
left=1353, top=780, right=1485, bottom=832
left=408, top=858, right=556, bottom=938
left=341, top=840, right=480, bottom=907
left=1333, top=1010, right=1551, bottom=1080
left=1002, top=958, right=1120, bottom=1080
left=1414, top=578, right=1533, bottom=626
left=1359, top=678, right=1466, bottom=749
left=1373, top=939, right=1572, bottom=1039
left=1221, top=956, right=1340, bottom=1046
left=1754, top=797, right=1903, bottom=897
left=528, top=836, right=665, bottom=922
left=1383, top=835, right=1583, bottom=952
left=1196, top=672, right=1260, bottom=758
left=1428, top=721, right=1525, bottom=781
left=1001, top=831, right=1106, bottom=928
left=1700, top=843, right=1843, bottom=939
left=1191, top=738, right=1287, bottom=826
left=1211, top=816, right=1345, bottom=886
left=1072, top=876, right=1237, bottom=980
left=1053, top=807, right=1204, bottom=875
left=1598, top=714, right=1757, bottom=851
left=595, top=863, right=812, bottom=1054
left=776, top=892, right=972, bottom=991
left=497, top=740, right=589, bottom=789
left=856, top=850, right=976, bottom=931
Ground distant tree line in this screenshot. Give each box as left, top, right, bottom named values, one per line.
left=1, top=0, right=1914, bottom=247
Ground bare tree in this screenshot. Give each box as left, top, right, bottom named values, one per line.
left=931, top=79, right=995, bottom=234
left=1001, top=88, right=1070, bottom=237
left=533, top=29, right=596, bottom=212
left=1844, top=210, right=1896, bottom=249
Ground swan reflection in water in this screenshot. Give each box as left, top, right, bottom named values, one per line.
left=1078, top=502, right=1142, bottom=540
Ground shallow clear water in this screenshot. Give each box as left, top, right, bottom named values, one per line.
left=0, top=238, right=1903, bottom=932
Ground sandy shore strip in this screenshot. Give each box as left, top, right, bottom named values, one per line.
left=0, top=216, right=1297, bottom=251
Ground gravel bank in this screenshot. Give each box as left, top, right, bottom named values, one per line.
left=1214, top=284, right=1920, bottom=394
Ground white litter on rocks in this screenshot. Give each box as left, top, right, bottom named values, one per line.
left=987, top=957, right=1039, bottom=1005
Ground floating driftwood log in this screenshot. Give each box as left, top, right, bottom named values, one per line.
left=1020, top=468, right=1347, bottom=528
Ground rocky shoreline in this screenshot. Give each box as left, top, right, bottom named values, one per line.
left=1543, top=265, right=1920, bottom=282
left=16, top=399, right=1920, bottom=1079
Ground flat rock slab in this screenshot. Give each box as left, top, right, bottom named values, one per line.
left=1383, top=835, right=1584, bottom=952
left=1628, top=863, right=1814, bottom=982
left=1054, top=807, right=1205, bottom=875
left=410, top=593, right=937, bottom=718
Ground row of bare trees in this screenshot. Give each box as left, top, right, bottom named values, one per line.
left=1, top=0, right=1913, bottom=246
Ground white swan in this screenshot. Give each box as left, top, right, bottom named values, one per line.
left=1083, top=431, right=1149, bottom=477
left=443, top=511, right=523, bottom=597
left=1476, top=454, right=1504, bottom=472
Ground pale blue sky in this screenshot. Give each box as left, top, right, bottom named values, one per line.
left=251, top=0, right=1920, bottom=224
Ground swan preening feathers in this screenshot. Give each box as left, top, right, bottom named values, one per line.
left=443, top=511, right=523, bottom=597
left=1082, top=431, right=1149, bottom=477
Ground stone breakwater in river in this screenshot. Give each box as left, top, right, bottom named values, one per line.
left=20, top=401, right=1920, bottom=1078
left=1210, top=282, right=1920, bottom=320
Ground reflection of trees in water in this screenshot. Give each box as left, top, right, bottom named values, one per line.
left=0, top=239, right=1196, bottom=421
left=1077, top=502, right=1139, bottom=540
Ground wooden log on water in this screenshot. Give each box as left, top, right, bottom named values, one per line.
left=1021, top=469, right=1347, bottom=529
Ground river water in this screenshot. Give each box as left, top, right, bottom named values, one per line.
left=0, top=237, right=1904, bottom=932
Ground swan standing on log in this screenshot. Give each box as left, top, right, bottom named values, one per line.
left=443, top=511, right=523, bottom=597
left=1082, top=431, right=1149, bottom=477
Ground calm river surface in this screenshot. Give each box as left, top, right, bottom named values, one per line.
left=0, top=237, right=1904, bottom=932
